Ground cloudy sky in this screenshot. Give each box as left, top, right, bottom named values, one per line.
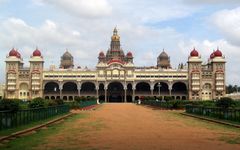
left=0, top=0, right=240, bottom=85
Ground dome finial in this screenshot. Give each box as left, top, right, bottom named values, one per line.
left=113, top=26, right=118, bottom=35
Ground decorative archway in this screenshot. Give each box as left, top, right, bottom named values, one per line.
left=81, top=82, right=96, bottom=95
left=108, top=82, right=124, bottom=102
left=44, top=82, right=59, bottom=94
left=135, top=82, right=151, bottom=95
left=62, top=82, right=78, bottom=93
left=172, top=82, right=187, bottom=99
left=153, top=82, right=169, bottom=96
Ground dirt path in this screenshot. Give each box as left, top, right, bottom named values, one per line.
left=39, top=103, right=240, bottom=150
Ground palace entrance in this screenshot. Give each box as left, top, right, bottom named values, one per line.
left=108, top=82, right=124, bottom=102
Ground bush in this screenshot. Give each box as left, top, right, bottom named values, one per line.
left=0, top=99, right=20, bottom=112
left=28, top=97, right=45, bottom=108
left=55, top=99, right=64, bottom=105
left=164, top=96, right=174, bottom=101
left=74, top=96, right=86, bottom=103
left=216, top=97, right=236, bottom=109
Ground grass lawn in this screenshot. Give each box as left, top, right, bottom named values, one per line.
left=0, top=112, right=70, bottom=137
left=0, top=113, right=86, bottom=150
left=157, top=110, right=240, bottom=144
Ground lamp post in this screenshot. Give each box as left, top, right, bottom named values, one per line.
left=158, top=82, right=161, bottom=97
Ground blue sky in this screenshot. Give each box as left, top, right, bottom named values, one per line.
left=0, top=0, right=240, bottom=85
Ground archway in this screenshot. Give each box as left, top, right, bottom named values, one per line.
left=62, top=82, right=78, bottom=94
left=108, top=82, right=124, bottom=102
left=172, top=82, right=187, bottom=99
left=44, top=82, right=59, bottom=93
left=136, top=82, right=151, bottom=95
left=153, top=82, right=169, bottom=96
left=81, top=82, right=96, bottom=95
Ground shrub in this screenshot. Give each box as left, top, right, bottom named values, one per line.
left=46, top=100, right=57, bottom=106
left=164, top=96, right=173, bottom=101
left=216, top=97, right=235, bottom=109
left=0, top=99, right=20, bottom=112
left=55, top=99, right=64, bottom=105
left=28, top=97, right=45, bottom=108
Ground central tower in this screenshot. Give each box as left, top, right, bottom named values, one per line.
left=105, top=27, right=126, bottom=63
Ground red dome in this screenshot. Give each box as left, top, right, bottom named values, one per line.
left=9, top=48, right=18, bottom=57
left=127, top=52, right=133, bottom=57
left=16, top=51, right=21, bottom=58
left=99, top=51, right=105, bottom=57
left=33, top=49, right=41, bottom=56
left=190, top=48, right=199, bottom=57
left=214, top=49, right=222, bottom=57
left=210, top=51, right=215, bottom=59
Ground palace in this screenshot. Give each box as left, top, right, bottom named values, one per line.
left=4, top=28, right=226, bottom=102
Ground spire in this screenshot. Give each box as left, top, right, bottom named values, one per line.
left=113, top=26, right=118, bottom=35
left=110, top=27, right=121, bottom=50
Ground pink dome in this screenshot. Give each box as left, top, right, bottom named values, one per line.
left=127, top=51, right=133, bottom=57
left=190, top=48, right=199, bottom=57
left=9, top=48, right=18, bottom=57
left=33, top=48, right=42, bottom=56
left=16, top=51, right=21, bottom=58
left=99, top=51, right=105, bottom=57
left=214, top=49, right=222, bottom=57
left=210, top=51, right=215, bottom=59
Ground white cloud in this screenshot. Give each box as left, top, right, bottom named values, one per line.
left=210, top=7, right=240, bottom=46
left=184, top=0, right=240, bottom=5
left=39, top=0, right=112, bottom=18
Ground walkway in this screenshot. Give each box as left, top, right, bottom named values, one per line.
left=14, top=104, right=240, bottom=150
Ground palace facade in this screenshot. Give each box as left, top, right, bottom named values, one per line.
left=5, top=28, right=226, bottom=102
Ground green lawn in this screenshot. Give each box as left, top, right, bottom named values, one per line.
left=0, top=113, right=84, bottom=150
left=158, top=111, right=240, bottom=144
left=0, top=113, right=70, bottom=137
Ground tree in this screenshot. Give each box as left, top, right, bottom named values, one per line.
left=216, top=97, right=235, bottom=109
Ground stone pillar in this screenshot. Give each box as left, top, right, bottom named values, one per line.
left=60, top=88, right=63, bottom=99
left=104, top=87, right=107, bottom=103
left=77, top=82, right=81, bottom=97
left=169, top=87, right=172, bottom=96
left=78, top=88, right=81, bottom=97
left=59, top=84, right=63, bottom=99
left=124, top=89, right=127, bottom=102
left=96, top=85, right=99, bottom=99
left=150, top=88, right=154, bottom=96
left=150, top=83, right=154, bottom=96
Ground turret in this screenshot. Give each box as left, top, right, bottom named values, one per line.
left=188, top=48, right=202, bottom=100
left=29, top=48, right=44, bottom=99
left=5, top=48, right=23, bottom=99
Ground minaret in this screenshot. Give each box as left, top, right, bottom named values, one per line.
left=210, top=48, right=226, bottom=99
left=29, top=48, right=44, bottom=99
left=188, top=48, right=202, bottom=100
left=5, top=48, right=23, bottom=99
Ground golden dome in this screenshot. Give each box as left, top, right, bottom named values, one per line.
left=111, top=27, right=120, bottom=41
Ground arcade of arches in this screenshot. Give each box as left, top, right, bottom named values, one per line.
left=43, top=81, right=188, bottom=102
